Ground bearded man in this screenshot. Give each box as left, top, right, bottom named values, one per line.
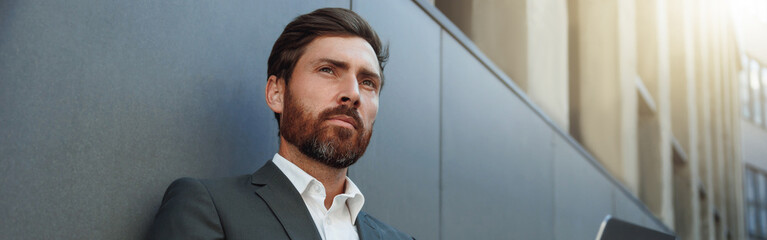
left=147, top=7, right=413, bottom=240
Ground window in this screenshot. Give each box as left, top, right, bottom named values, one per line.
left=746, top=165, right=767, bottom=239
left=763, top=67, right=767, bottom=127
left=760, top=174, right=767, bottom=232
left=743, top=55, right=752, bottom=119
left=751, top=59, right=763, bottom=125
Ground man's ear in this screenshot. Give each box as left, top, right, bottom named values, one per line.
left=265, top=75, right=285, bottom=115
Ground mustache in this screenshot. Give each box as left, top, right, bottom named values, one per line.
left=318, top=105, right=363, bottom=130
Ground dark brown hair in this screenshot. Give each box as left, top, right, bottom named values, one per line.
left=267, top=7, right=388, bottom=123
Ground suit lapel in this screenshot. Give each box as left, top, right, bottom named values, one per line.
left=251, top=161, right=322, bottom=240
left=356, top=212, right=381, bottom=240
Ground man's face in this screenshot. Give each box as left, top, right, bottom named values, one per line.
left=279, top=35, right=381, bottom=169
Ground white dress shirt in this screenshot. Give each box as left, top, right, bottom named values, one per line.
left=272, top=153, right=365, bottom=240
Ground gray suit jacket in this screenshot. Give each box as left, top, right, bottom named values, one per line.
left=148, top=161, right=413, bottom=240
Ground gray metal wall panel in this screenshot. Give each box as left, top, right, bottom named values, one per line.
left=0, top=1, right=348, bottom=239
left=553, top=136, right=614, bottom=240
left=348, top=0, right=441, bottom=239
left=440, top=32, right=556, bottom=240
left=613, top=189, right=649, bottom=228
left=644, top=214, right=668, bottom=233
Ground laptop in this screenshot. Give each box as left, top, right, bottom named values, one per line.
left=595, top=215, right=676, bottom=240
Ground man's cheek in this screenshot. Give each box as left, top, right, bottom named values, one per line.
left=366, top=114, right=377, bottom=129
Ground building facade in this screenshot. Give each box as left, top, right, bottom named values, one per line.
left=435, top=0, right=767, bottom=239
left=437, top=0, right=767, bottom=239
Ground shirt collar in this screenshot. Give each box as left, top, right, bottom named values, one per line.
left=342, top=175, right=365, bottom=224
left=272, top=153, right=315, bottom=195
left=271, top=153, right=365, bottom=224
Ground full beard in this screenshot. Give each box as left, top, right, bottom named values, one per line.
left=280, top=92, right=373, bottom=169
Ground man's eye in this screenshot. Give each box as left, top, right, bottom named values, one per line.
left=361, top=80, right=376, bottom=88
left=319, top=67, right=334, bottom=74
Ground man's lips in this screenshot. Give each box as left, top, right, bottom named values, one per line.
left=327, top=115, right=358, bottom=129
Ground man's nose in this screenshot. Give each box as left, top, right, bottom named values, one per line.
left=337, top=75, right=361, bottom=108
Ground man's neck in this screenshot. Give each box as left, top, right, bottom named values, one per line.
left=278, top=138, right=347, bottom=209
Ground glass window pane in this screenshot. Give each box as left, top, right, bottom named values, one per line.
left=747, top=169, right=755, bottom=202
left=761, top=172, right=767, bottom=237
left=750, top=206, right=758, bottom=234
left=742, top=63, right=752, bottom=118
left=752, top=60, right=762, bottom=124
left=763, top=67, right=767, bottom=128
left=762, top=209, right=767, bottom=236
left=759, top=174, right=767, bottom=202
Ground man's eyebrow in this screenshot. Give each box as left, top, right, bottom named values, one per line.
left=316, top=58, right=349, bottom=70
left=358, top=68, right=381, bottom=81
left=317, top=58, right=381, bottom=81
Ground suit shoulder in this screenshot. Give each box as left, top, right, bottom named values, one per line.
left=195, top=174, right=252, bottom=188
left=156, top=174, right=253, bottom=217
left=360, top=211, right=415, bottom=240
left=149, top=178, right=226, bottom=239
left=160, top=177, right=208, bottom=203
